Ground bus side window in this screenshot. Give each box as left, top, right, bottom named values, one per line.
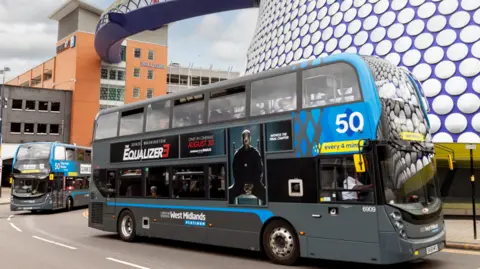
left=250, top=73, right=297, bottom=116
left=208, top=164, right=226, bottom=200
left=146, top=100, right=170, bottom=132
left=171, top=166, right=205, bottom=199
left=302, top=63, right=362, bottom=109
left=118, top=169, right=142, bottom=198
left=146, top=167, right=169, bottom=198
left=319, top=156, right=374, bottom=203
left=66, top=148, right=75, bottom=161
left=76, top=149, right=85, bottom=161
left=85, top=150, right=92, bottom=162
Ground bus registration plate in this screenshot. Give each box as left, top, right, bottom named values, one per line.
left=426, top=244, right=438, bottom=255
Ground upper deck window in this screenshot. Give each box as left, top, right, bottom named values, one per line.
left=54, top=146, right=66, bottom=160
left=173, top=95, right=204, bottom=128
left=16, top=143, right=52, bottom=160
left=302, top=63, right=361, bottom=108
left=208, top=86, right=246, bottom=123
left=95, top=112, right=119, bottom=140
left=251, top=73, right=297, bottom=116
left=146, top=100, right=170, bottom=132
left=119, top=108, right=144, bottom=136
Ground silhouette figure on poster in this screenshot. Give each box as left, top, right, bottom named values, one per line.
left=229, top=129, right=265, bottom=204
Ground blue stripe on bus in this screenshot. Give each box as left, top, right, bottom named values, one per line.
left=71, top=191, right=89, bottom=198
left=107, top=202, right=274, bottom=223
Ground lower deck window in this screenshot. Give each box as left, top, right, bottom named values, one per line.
left=118, top=169, right=143, bottom=197
left=172, top=166, right=205, bottom=199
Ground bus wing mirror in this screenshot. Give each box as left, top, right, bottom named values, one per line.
left=353, top=154, right=366, bottom=173
left=448, top=154, right=454, bottom=170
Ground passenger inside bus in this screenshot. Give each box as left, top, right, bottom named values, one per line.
left=342, top=166, right=373, bottom=201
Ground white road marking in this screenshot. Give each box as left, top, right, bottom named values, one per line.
left=442, top=248, right=480, bottom=256
left=7, top=215, right=14, bottom=221
left=32, top=236, right=77, bottom=250
left=106, top=257, right=151, bottom=269
left=9, top=223, right=22, bottom=232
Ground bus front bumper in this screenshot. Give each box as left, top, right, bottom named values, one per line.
left=381, top=228, right=446, bottom=264
left=10, top=197, right=52, bottom=211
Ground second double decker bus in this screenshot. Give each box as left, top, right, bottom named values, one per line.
left=11, top=142, right=92, bottom=212
left=88, top=53, right=446, bottom=265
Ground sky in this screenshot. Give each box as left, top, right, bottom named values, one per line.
left=0, top=0, right=259, bottom=81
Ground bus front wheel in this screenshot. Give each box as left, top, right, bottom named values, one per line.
left=262, top=220, right=300, bottom=266
left=118, top=210, right=136, bottom=242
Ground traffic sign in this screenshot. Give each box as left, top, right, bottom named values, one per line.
left=466, top=144, right=477, bottom=150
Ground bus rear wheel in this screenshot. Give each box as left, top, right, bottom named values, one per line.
left=262, top=220, right=300, bottom=266
left=118, top=210, right=136, bottom=242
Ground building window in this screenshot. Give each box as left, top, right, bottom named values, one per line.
left=10, top=122, right=21, bottom=133
left=37, top=124, right=47, bottom=134
left=101, top=68, right=108, bottom=79
left=100, top=87, right=109, bottom=100
left=133, top=88, right=140, bottom=98
left=147, top=70, right=154, bottom=80
left=39, top=101, right=48, bottom=112
left=12, top=99, right=22, bottom=110
left=117, top=70, right=125, bottom=81
left=50, top=124, right=60, bottom=135
left=120, top=45, right=126, bottom=61
left=24, top=123, right=34, bottom=134
left=109, top=69, right=117, bottom=80
left=134, top=68, right=140, bottom=78
left=51, top=102, right=60, bottom=112
left=134, top=48, right=141, bottom=58
left=25, top=100, right=35, bottom=111
left=146, top=88, right=154, bottom=99
left=148, top=50, right=154, bottom=60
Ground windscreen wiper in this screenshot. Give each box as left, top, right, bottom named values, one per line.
left=409, top=141, right=434, bottom=154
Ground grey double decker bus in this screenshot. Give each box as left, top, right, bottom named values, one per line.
left=88, top=54, right=446, bottom=265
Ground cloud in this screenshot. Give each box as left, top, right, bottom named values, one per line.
left=0, top=0, right=111, bottom=81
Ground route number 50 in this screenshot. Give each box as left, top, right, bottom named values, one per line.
left=336, top=112, right=364, bottom=134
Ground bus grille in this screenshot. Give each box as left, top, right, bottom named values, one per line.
left=90, top=202, right=103, bottom=224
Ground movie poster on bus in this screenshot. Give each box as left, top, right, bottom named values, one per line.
left=265, top=120, right=293, bottom=152
left=110, top=135, right=179, bottom=163
left=180, top=130, right=225, bottom=158
left=228, top=124, right=266, bottom=206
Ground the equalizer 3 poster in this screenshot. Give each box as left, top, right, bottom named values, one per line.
left=228, top=124, right=266, bottom=206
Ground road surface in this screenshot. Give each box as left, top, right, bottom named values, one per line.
left=1, top=205, right=479, bottom=269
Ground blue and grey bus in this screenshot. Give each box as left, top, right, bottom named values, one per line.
left=11, top=142, right=92, bottom=212
left=88, top=53, right=446, bottom=265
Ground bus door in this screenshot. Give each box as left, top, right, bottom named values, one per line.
left=104, top=170, right=116, bottom=215
left=306, top=154, right=379, bottom=260
left=52, top=175, right=65, bottom=209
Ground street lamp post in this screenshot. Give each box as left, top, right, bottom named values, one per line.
left=0, top=66, right=10, bottom=198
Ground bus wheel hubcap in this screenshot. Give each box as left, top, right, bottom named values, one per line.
left=269, top=227, right=294, bottom=257
left=121, top=216, right=133, bottom=236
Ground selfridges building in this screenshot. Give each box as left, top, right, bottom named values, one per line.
left=245, top=0, right=480, bottom=144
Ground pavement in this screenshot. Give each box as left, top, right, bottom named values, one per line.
left=1, top=205, right=480, bottom=269
left=445, top=219, right=480, bottom=251
left=0, top=187, right=10, bottom=205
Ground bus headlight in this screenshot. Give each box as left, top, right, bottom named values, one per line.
left=390, top=211, right=402, bottom=221
left=395, top=221, right=404, bottom=229
left=399, top=230, right=407, bottom=238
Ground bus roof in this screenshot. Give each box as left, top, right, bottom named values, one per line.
left=94, top=53, right=369, bottom=121
left=18, top=141, right=91, bottom=150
